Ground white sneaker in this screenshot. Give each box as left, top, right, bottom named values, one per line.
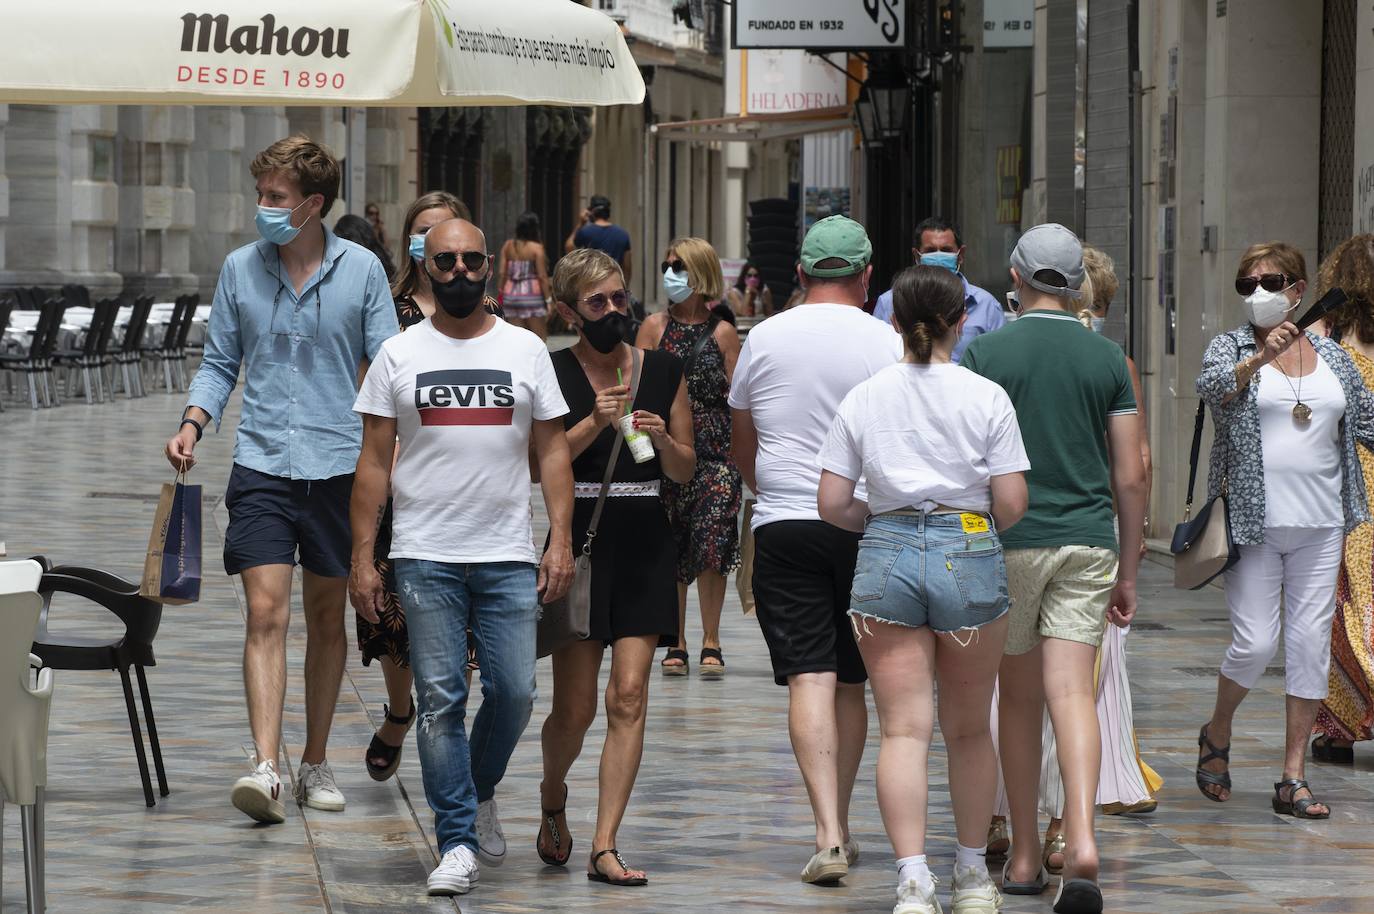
left=293, top=760, right=346, bottom=811
left=895, top=874, right=943, bottom=914
left=475, top=797, right=507, bottom=866
left=428, top=845, right=480, bottom=896
left=951, top=864, right=1002, bottom=913
left=231, top=758, right=286, bottom=824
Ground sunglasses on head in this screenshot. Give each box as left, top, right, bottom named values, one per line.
left=661, top=260, right=686, bottom=275
left=431, top=250, right=488, bottom=273
left=578, top=290, right=629, bottom=313
left=1235, top=273, right=1293, bottom=296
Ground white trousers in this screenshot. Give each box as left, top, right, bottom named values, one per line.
left=1221, top=526, right=1344, bottom=699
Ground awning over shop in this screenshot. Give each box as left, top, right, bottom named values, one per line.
left=0, top=0, right=644, bottom=107
left=651, top=106, right=854, bottom=144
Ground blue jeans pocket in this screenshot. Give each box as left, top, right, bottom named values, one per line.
left=948, top=544, right=1008, bottom=611
left=852, top=541, right=902, bottom=602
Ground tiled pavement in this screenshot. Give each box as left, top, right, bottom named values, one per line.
left=4, top=380, right=1374, bottom=913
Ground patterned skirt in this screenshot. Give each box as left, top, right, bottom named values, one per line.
left=1315, top=522, right=1374, bottom=741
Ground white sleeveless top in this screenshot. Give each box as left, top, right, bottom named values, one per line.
left=1258, top=356, right=1344, bottom=529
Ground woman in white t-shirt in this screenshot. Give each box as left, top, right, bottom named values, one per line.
left=818, top=264, right=1030, bottom=914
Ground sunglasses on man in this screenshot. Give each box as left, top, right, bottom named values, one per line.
left=431, top=250, right=489, bottom=274
left=1235, top=273, right=1294, bottom=296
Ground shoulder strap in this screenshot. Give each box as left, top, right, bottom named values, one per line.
left=682, top=315, right=721, bottom=377
left=581, top=348, right=644, bottom=552
left=1184, top=400, right=1206, bottom=513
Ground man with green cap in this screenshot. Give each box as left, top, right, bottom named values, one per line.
left=729, top=215, right=902, bottom=885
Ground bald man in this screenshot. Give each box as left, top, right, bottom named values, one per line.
left=350, top=219, right=576, bottom=896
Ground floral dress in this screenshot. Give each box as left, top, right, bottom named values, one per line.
left=657, top=316, right=742, bottom=582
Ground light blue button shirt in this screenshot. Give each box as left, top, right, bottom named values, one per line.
left=872, top=274, right=1006, bottom=364
left=186, top=230, right=398, bottom=481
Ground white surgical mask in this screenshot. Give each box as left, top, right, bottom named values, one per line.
left=1245, top=286, right=1297, bottom=329
left=1090, top=316, right=1105, bottom=333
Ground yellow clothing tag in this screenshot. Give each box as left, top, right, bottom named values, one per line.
left=961, top=513, right=990, bottom=534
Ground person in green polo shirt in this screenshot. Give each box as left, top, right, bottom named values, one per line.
left=960, top=223, right=1146, bottom=914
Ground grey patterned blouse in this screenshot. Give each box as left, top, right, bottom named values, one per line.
left=1196, top=325, right=1374, bottom=545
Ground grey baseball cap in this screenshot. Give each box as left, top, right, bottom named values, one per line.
left=1010, top=223, right=1084, bottom=299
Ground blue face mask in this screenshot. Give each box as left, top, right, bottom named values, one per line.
left=1090, top=316, right=1105, bottom=333
left=408, top=233, right=426, bottom=262
left=663, top=267, right=694, bottom=304
left=919, top=251, right=960, bottom=274
left=255, top=199, right=311, bottom=246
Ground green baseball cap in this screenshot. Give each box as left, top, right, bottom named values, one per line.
left=800, top=215, right=872, bottom=278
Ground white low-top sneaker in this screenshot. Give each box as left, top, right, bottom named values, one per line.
left=951, top=864, right=1002, bottom=913
left=231, top=758, right=286, bottom=824
left=475, top=797, right=507, bottom=866
left=895, top=874, right=943, bottom=914
left=293, top=760, right=346, bottom=811
left=428, top=845, right=480, bottom=896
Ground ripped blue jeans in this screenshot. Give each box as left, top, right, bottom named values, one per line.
left=393, top=559, right=538, bottom=855
left=849, top=511, right=1009, bottom=643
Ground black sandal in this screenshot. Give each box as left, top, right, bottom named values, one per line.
left=1312, top=736, right=1355, bottom=764
left=588, top=848, right=648, bottom=886
left=661, top=648, right=689, bottom=677
left=699, top=647, right=725, bottom=680
left=1272, top=778, right=1331, bottom=819
left=537, top=784, right=573, bottom=867
left=365, top=695, right=416, bottom=782
left=1195, top=724, right=1232, bottom=802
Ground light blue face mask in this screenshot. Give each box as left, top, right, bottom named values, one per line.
left=663, top=267, right=694, bottom=304
left=255, top=198, right=311, bottom=246
left=1090, top=316, right=1105, bottom=333
left=408, top=233, right=426, bottom=262
left=919, top=251, right=960, bottom=273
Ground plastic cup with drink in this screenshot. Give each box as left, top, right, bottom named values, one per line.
left=617, top=367, right=655, bottom=464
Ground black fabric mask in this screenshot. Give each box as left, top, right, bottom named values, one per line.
left=580, top=310, right=629, bottom=353
left=431, top=272, right=486, bottom=319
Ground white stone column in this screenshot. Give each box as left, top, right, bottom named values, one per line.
left=190, top=106, right=248, bottom=293
left=67, top=106, right=121, bottom=295
left=3, top=105, right=73, bottom=286
left=0, top=104, right=8, bottom=275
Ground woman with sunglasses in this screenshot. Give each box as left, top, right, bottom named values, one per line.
left=1195, top=240, right=1374, bottom=819
left=725, top=259, right=774, bottom=317
left=536, top=248, right=695, bottom=886
left=358, top=191, right=497, bottom=784
left=1312, top=235, right=1374, bottom=764
left=637, top=239, right=743, bottom=678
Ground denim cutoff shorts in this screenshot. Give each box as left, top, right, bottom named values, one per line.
left=849, top=511, right=1010, bottom=635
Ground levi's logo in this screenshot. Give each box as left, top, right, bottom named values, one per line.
left=415, top=369, right=515, bottom=426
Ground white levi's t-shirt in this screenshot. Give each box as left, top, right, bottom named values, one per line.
left=820, top=362, right=1030, bottom=515
left=728, top=303, right=903, bottom=530
left=352, top=318, right=568, bottom=564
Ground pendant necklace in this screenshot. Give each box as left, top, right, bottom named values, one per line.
left=1276, top=344, right=1311, bottom=424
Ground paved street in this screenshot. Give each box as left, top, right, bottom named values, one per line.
left=4, top=381, right=1374, bottom=914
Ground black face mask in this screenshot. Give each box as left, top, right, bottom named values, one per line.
left=580, top=310, right=629, bottom=353
left=431, top=272, right=486, bottom=319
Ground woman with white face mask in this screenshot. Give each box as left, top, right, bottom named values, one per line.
left=1193, top=241, right=1374, bottom=821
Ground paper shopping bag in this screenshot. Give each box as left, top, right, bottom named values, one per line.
left=141, top=474, right=203, bottom=605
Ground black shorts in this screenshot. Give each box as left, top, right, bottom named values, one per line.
left=752, top=519, right=865, bottom=687
left=222, top=464, right=353, bottom=578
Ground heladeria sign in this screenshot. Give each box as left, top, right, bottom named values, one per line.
left=734, top=0, right=906, bottom=50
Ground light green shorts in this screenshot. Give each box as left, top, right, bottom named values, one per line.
left=1004, top=545, right=1118, bottom=655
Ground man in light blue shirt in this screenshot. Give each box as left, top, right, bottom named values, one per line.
left=164, top=135, right=396, bottom=825
left=872, top=217, right=1006, bottom=363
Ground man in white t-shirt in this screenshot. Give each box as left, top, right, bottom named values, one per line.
left=729, top=215, right=902, bottom=885
left=349, top=219, right=575, bottom=898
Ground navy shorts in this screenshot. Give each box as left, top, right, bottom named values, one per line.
left=222, top=464, right=353, bottom=578
left=751, top=520, right=866, bottom=687
left=850, top=511, right=1009, bottom=634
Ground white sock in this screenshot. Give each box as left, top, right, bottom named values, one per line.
left=955, top=843, right=987, bottom=871
left=896, top=854, right=932, bottom=888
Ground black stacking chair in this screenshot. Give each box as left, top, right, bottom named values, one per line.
left=60, top=284, right=91, bottom=310
left=171, top=293, right=200, bottom=390
left=53, top=298, right=118, bottom=404
left=0, top=299, right=62, bottom=408
left=111, top=295, right=154, bottom=398
left=0, top=291, right=14, bottom=411
left=34, top=564, right=169, bottom=808
left=143, top=296, right=189, bottom=393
